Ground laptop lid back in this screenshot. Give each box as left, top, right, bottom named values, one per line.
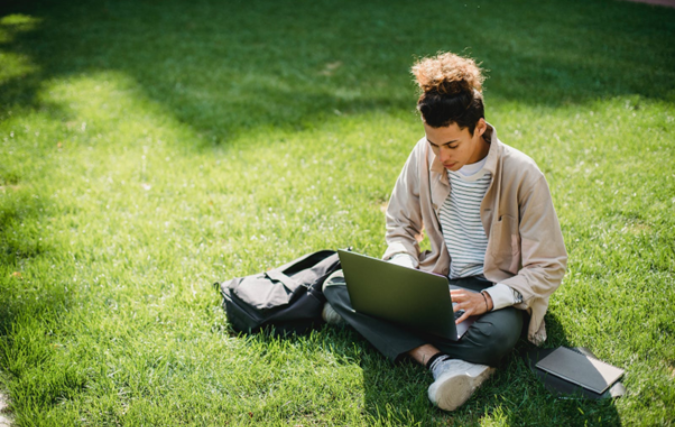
left=338, top=250, right=463, bottom=339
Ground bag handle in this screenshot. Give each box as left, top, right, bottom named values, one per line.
left=265, top=270, right=301, bottom=292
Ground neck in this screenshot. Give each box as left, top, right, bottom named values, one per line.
left=468, top=137, right=490, bottom=165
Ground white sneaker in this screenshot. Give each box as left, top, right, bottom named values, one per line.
left=321, top=271, right=346, bottom=325
left=428, top=359, right=495, bottom=411
left=321, top=302, right=345, bottom=325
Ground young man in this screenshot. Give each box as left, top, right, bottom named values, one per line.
left=322, top=52, right=567, bottom=411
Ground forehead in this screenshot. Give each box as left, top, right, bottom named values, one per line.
left=423, top=122, right=470, bottom=143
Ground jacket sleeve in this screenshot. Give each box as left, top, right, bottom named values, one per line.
left=382, top=143, right=426, bottom=266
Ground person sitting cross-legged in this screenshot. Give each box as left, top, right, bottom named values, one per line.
left=322, top=51, right=567, bottom=412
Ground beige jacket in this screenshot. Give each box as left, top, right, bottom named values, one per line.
left=383, top=124, right=567, bottom=345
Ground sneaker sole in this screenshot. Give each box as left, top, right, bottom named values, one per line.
left=429, top=367, right=495, bottom=411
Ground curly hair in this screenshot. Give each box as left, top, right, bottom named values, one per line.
left=411, top=52, right=486, bottom=133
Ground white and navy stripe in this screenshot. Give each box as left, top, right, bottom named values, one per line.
left=440, top=170, right=492, bottom=279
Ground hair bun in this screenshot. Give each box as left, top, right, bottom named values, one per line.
left=411, top=52, right=484, bottom=94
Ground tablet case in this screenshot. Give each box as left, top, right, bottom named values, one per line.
left=536, top=346, right=624, bottom=394
left=522, top=346, right=627, bottom=399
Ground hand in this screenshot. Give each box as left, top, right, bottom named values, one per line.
left=451, top=289, right=493, bottom=324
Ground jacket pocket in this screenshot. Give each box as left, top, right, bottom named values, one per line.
left=486, top=214, right=520, bottom=274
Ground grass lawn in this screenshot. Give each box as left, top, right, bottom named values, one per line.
left=1, top=0, right=674, bottom=425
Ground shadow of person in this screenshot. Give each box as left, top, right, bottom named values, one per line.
left=218, top=304, right=623, bottom=425
left=318, top=311, right=624, bottom=425
left=471, top=311, right=623, bottom=426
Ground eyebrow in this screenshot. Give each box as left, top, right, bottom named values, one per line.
left=427, top=138, right=459, bottom=148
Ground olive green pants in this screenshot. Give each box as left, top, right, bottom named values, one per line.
left=323, top=270, right=523, bottom=366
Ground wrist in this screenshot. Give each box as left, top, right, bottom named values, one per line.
left=480, top=290, right=493, bottom=312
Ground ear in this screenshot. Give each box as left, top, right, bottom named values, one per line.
left=474, top=118, right=487, bottom=138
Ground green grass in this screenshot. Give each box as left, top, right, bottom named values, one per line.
left=1, top=0, right=674, bottom=425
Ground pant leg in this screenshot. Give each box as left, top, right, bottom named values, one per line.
left=323, top=270, right=428, bottom=360
left=424, top=276, right=523, bottom=366
left=323, top=270, right=523, bottom=366
left=426, top=305, right=522, bottom=366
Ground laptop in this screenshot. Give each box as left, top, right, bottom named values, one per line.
left=338, top=250, right=477, bottom=340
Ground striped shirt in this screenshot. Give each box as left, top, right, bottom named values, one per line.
left=439, top=168, right=492, bottom=279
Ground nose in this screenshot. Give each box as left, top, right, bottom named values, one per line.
left=439, top=146, right=452, bottom=164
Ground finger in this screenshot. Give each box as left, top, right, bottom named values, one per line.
left=450, top=290, right=468, bottom=303
left=455, top=310, right=471, bottom=324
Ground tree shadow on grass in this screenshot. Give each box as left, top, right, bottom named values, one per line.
left=1, top=0, right=674, bottom=148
